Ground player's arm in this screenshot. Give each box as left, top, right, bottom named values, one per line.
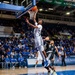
left=33, top=12, right=37, bottom=23
left=55, top=46, right=60, bottom=57
left=26, top=19, right=38, bottom=28
left=27, top=10, right=30, bottom=14
left=33, top=10, right=38, bottom=23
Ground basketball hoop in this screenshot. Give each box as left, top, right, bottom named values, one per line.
left=28, top=7, right=38, bottom=20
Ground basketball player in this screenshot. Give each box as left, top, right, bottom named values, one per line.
left=26, top=10, right=49, bottom=70
left=45, top=40, right=60, bottom=73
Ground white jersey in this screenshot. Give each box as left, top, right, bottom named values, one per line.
left=34, top=22, right=44, bottom=48
left=34, top=22, right=42, bottom=37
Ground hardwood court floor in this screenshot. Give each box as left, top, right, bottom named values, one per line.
left=0, top=65, right=75, bottom=75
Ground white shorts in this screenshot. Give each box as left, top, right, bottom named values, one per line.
left=34, top=36, right=43, bottom=48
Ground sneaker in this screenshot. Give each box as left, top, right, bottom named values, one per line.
left=44, top=60, right=49, bottom=67
left=12, top=66, right=15, bottom=70
left=52, top=71, right=57, bottom=75
left=25, top=66, right=27, bottom=68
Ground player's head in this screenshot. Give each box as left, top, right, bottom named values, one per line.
left=50, top=40, right=54, bottom=45
left=38, top=19, right=43, bottom=25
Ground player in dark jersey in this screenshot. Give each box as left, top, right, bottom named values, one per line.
left=45, top=40, right=60, bottom=73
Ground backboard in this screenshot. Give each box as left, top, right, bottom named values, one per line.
left=16, top=0, right=36, bottom=18
left=0, top=0, right=36, bottom=18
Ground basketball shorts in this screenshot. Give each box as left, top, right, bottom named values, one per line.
left=34, top=36, right=44, bottom=51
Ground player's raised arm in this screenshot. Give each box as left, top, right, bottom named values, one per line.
left=26, top=19, right=38, bottom=28
left=33, top=9, right=38, bottom=23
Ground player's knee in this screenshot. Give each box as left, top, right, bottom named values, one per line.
left=40, top=46, right=44, bottom=51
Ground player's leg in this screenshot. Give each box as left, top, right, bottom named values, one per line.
left=42, top=50, right=47, bottom=58
left=34, top=38, right=43, bottom=68
left=45, top=52, right=56, bottom=73
left=35, top=37, right=49, bottom=69
left=50, top=55, right=56, bottom=72
left=35, top=37, right=45, bottom=60
left=39, top=37, right=50, bottom=68
left=39, top=37, right=48, bottom=60
left=51, top=58, right=54, bottom=66
left=45, top=67, right=50, bottom=72
left=38, top=46, right=50, bottom=72
left=49, top=65, right=55, bottom=72
left=35, top=50, right=38, bottom=68
left=35, top=50, right=43, bottom=68
left=35, top=45, right=51, bottom=73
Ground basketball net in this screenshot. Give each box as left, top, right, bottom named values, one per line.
left=28, top=10, right=37, bottom=20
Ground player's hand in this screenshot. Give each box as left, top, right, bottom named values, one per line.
left=35, top=9, right=38, bottom=13
left=26, top=19, right=29, bottom=23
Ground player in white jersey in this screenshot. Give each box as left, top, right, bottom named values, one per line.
left=26, top=10, right=50, bottom=72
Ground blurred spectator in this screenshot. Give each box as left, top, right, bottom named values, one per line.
left=0, top=55, right=5, bottom=68
left=0, top=43, right=4, bottom=56
left=18, top=55, right=25, bottom=68
left=5, top=55, right=10, bottom=68
left=11, top=50, right=15, bottom=56
left=18, top=42, right=23, bottom=50
left=10, top=55, right=17, bottom=68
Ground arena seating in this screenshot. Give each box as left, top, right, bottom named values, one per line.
left=0, top=19, right=75, bottom=69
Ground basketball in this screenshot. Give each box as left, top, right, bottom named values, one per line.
left=31, top=6, right=38, bottom=11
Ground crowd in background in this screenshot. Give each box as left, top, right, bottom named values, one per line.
left=43, top=23, right=75, bottom=56
left=0, top=19, right=75, bottom=69
left=0, top=29, right=36, bottom=68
